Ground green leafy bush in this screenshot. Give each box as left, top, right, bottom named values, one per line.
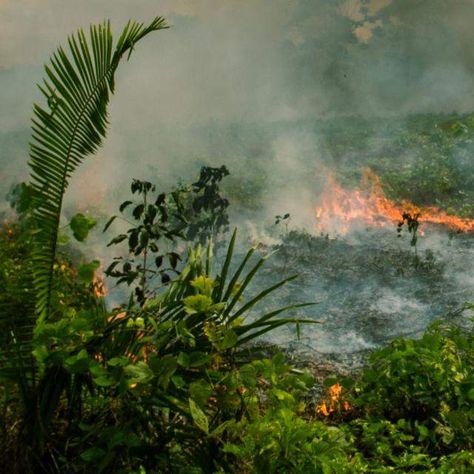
left=353, top=321, right=474, bottom=453
left=104, top=168, right=230, bottom=305
left=221, top=355, right=364, bottom=474
left=338, top=319, right=474, bottom=472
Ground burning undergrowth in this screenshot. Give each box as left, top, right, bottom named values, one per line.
left=59, top=162, right=473, bottom=377
left=86, top=164, right=474, bottom=375
left=236, top=167, right=474, bottom=371
left=315, top=168, right=474, bottom=235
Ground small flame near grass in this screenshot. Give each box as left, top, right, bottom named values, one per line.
left=316, top=383, right=351, bottom=417
left=92, top=261, right=108, bottom=298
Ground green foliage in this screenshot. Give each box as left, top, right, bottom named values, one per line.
left=2, top=206, right=474, bottom=473
left=0, top=220, right=35, bottom=347
left=69, top=213, right=97, bottom=242
left=105, top=178, right=183, bottom=304
left=2, top=15, right=474, bottom=474
left=28, top=17, right=168, bottom=321
left=7, top=182, right=37, bottom=216
left=185, top=165, right=230, bottom=243
left=374, top=116, right=474, bottom=218
left=220, top=355, right=362, bottom=474
left=104, top=167, right=230, bottom=305
left=352, top=321, right=474, bottom=457
left=1, top=17, right=168, bottom=470
left=1, top=222, right=315, bottom=472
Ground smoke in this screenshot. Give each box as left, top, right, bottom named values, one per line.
left=249, top=225, right=473, bottom=366
left=3, top=0, right=474, bottom=201
left=1, top=1, right=474, bottom=362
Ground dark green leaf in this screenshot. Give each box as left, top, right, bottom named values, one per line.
left=119, top=200, right=133, bottom=212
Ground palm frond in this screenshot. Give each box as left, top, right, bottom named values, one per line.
left=29, top=17, right=168, bottom=321
left=145, top=232, right=317, bottom=351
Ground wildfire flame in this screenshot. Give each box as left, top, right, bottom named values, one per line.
left=316, top=383, right=351, bottom=417
left=93, top=261, right=108, bottom=298
left=93, top=275, right=108, bottom=298
left=315, top=168, right=474, bottom=235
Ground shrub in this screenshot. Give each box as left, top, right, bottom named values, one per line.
left=341, top=319, right=474, bottom=472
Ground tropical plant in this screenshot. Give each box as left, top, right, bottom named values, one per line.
left=77, top=233, right=316, bottom=473
left=104, top=178, right=184, bottom=305
left=143, top=230, right=317, bottom=355
left=220, top=354, right=363, bottom=474
left=28, top=16, right=168, bottom=322
left=352, top=320, right=474, bottom=454
left=0, top=16, right=168, bottom=471
left=104, top=167, right=230, bottom=305
left=0, top=231, right=315, bottom=472
left=183, top=165, right=230, bottom=243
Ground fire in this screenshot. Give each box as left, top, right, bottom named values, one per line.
left=315, top=169, right=474, bottom=235
left=93, top=264, right=108, bottom=298
left=316, top=382, right=351, bottom=417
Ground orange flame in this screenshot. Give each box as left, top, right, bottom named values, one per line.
left=329, top=382, right=342, bottom=401
left=93, top=263, right=108, bottom=298
left=316, top=382, right=351, bottom=417
left=315, top=169, right=474, bottom=235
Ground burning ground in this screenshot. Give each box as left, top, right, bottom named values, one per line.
left=246, top=174, right=474, bottom=371
left=315, top=168, right=474, bottom=235
left=88, top=141, right=474, bottom=373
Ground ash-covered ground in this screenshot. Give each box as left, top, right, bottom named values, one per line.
left=245, top=225, right=474, bottom=371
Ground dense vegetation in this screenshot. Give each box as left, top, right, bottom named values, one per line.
left=0, top=17, right=473, bottom=474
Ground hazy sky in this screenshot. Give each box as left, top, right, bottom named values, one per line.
left=1, top=0, right=474, bottom=214
left=3, top=0, right=474, bottom=130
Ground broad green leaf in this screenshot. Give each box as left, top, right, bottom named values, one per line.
left=70, top=213, right=97, bottom=242
left=189, top=398, right=209, bottom=434
left=221, top=329, right=238, bottom=350
left=94, top=376, right=114, bottom=387
left=151, top=354, right=177, bottom=389
left=124, top=361, right=154, bottom=385
left=189, top=380, right=212, bottom=407
left=171, top=375, right=186, bottom=389
left=89, top=363, right=108, bottom=378
left=107, top=356, right=130, bottom=367
left=177, top=352, right=190, bottom=368
left=80, top=447, right=106, bottom=462
left=65, top=349, right=90, bottom=373
left=188, top=351, right=211, bottom=368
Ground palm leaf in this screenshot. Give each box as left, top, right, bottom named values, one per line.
left=145, top=233, right=317, bottom=351
left=29, top=17, right=168, bottom=321
left=213, top=228, right=237, bottom=301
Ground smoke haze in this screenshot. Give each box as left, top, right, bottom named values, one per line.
left=3, top=1, right=474, bottom=197
left=1, top=1, right=474, bottom=359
